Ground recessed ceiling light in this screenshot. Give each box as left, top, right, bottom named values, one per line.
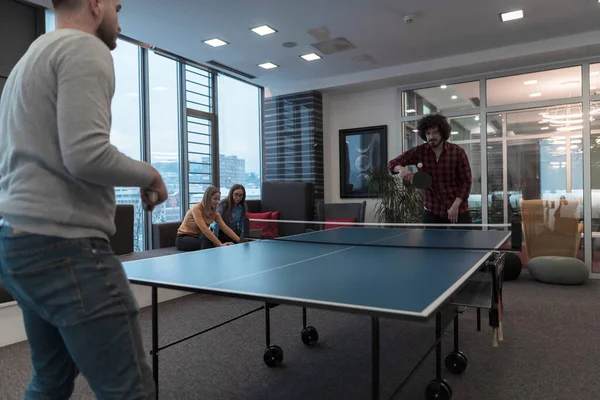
left=529, top=92, right=542, bottom=97
left=451, top=131, right=458, bottom=135
left=251, top=25, right=277, bottom=36
left=412, top=129, right=419, bottom=133
left=259, top=62, right=278, bottom=70
left=406, top=109, right=416, bottom=113
left=541, top=127, right=550, bottom=130
left=203, top=38, right=228, bottom=47
left=301, top=53, right=321, bottom=61
left=451, top=95, right=458, bottom=100
left=524, top=80, right=537, bottom=85
left=440, top=85, right=448, bottom=89
left=500, top=10, right=524, bottom=22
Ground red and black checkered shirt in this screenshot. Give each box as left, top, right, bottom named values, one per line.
left=388, top=141, right=472, bottom=218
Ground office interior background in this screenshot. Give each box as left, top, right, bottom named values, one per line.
left=2, top=0, right=600, bottom=277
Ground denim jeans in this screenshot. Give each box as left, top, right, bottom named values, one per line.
left=0, top=222, right=155, bottom=399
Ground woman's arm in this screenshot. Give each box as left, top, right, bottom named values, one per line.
left=216, top=212, right=240, bottom=243
left=191, top=205, right=222, bottom=246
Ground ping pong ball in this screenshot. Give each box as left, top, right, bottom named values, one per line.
left=417, top=163, right=423, bottom=168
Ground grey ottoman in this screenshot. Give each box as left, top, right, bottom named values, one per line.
left=528, top=256, right=589, bottom=285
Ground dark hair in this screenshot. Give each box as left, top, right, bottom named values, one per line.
left=52, top=0, right=82, bottom=10
left=417, top=114, right=451, bottom=141
left=218, top=184, right=246, bottom=223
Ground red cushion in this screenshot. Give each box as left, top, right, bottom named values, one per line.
left=263, top=211, right=280, bottom=238
left=247, top=211, right=280, bottom=238
left=324, top=217, right=357, bottom=230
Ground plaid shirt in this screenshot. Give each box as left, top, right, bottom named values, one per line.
left=388, top=141, right=472, bottom=218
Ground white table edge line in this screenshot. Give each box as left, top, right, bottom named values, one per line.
left=125, top=280, right=428, bottom=318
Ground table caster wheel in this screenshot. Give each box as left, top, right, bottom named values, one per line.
left=445, top=351, right=468, bottom=374
left=301, top=326, right=319, bottom=346
left=425, top=379, right=452, bottom=400
left=263, top=345, right=283, bottom=367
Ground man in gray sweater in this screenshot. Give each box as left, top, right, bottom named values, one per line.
left=0, top=0, right=166, bottom=398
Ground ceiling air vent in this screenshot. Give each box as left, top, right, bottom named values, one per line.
left=206, top=60, right=256, bottom=80
left=311, top=37, right=356, bottom=55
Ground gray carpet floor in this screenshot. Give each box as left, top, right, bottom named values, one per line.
left=1, top=274, right=599, bottom=400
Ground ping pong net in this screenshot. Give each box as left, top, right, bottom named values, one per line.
left=244, top=218, right=523, bottom=252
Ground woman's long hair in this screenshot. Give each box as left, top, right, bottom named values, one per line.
left=202, top=186, right=221, bottom=219
left=219, top=184, right=246, bottom=223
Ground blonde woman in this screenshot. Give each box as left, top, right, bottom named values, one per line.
left=176, top=186, right=240, bottom=251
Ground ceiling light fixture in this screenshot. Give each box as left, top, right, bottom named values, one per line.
left=203, top=38, right=228, bottom=47
left=524, top=80, right=537, bottom=85
left=451, top=131, right=458, bottom=135
left=440, top=85, right=448, bottom=89
left=500, top=10, right=524, bottom=22
left=529, top=92, right=542, bottom=97
left=251, top=25, right=277, bottom=36
left=301, top=53, right=322, bottom=61
left=259, top=62, right=278, bottom=70
left=406, top=109, right=416, bottom=114
left=451, top=95, right=458, bottom=100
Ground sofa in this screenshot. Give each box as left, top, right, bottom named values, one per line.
left=246, top=181, right=315, bottom=238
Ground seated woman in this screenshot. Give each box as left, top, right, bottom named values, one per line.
left=175, top=186, right=240, bottom=251
left=213, top=184, right=247, bottom=244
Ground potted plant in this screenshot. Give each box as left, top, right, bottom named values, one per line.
left=367, top=167, right=423, bottom=224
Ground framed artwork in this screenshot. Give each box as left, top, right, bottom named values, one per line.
left=339, top=125, right=388, bottom=198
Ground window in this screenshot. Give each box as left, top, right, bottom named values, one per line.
left=184, top=65, right=213, bottom=204
left=217, top=74, right=262, bottom=200
left=590, top=111, right=600, bottom=271
left=590, top=63, right=600, bottom=96
left=485, top=105, right=584, bottom=224
left=402, top=81, right=479, bottom=116
left=187, top=116, right=213, bottom=204
left=486, top=66, right=582, bottom=107
left=110, top=40, right=145, bottom=252
left=148, top=51, right=181, bottom=223
left=45, top=9, right=55, bottom=32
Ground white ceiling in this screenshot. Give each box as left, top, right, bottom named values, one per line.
left=31, top=0, right=600, bottom=97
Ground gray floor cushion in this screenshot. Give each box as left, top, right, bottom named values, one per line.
left=528, top=256, right=589, bottom=285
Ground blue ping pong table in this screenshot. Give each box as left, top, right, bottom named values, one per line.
left=123, top=227, right=512, bottom=400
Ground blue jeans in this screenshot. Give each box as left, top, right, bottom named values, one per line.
left=0, top=223, right=155, bottom=399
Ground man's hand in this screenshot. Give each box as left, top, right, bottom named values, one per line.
left=141, top=167, right=168, bottom=211
left=398, top=167, right=414, bottom=184
left=219, top=242, right=234, bottom=247
left=447, top=204, right=459, bottom=223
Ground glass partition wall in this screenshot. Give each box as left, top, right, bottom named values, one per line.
left=400, top=62, right=600, bottom=274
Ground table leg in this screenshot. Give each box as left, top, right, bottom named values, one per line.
left=263, top=304, right=283, bottom=367
left=151, top=286, right=159, bottom=399
left=371, top=316, right=380, bottom=400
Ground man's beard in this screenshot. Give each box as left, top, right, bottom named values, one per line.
left=429, top=140, right=441, bottom=148
left=96, top=20, right=116, bottom=50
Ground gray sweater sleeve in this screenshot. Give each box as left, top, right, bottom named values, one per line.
left=55, top=35, right=154, bottom=188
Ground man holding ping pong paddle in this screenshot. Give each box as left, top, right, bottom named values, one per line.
left=388, top=114, right=472, bottom=225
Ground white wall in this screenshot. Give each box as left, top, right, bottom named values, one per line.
left=323, top=87, right=401, bottom=222
left=0, top=286, right=190, bottom=348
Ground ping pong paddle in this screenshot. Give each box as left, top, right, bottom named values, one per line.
left=412, top=171, right=432, bottom=189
